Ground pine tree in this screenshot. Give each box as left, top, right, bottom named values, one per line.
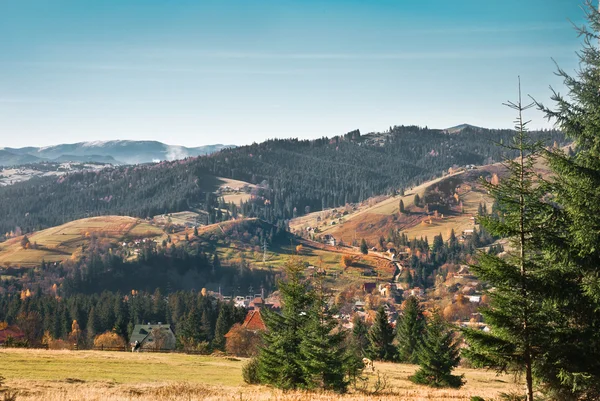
left=86, top=306, right=99, bottom=347
left=351, top=315, right=369, bottom=357
left=399, top=199, right=405, bottom=213
left=462, top=81, right=554, bottom=401
left=257, top=259, right=313, bottom=389
left=298, top=275, right=348, bottom=392
left=360, top=239, right=368, bottom=255
left=213, top=303, right=233, bottom=351
left=180, top=306, right=202, bottom=344
left=396, top=296, right=425, bottom=363
left=529, top=3, right=600, bottom=399
left=366, top=306, right=395, bottom=361
left=411, top=312, right=463, bottom=388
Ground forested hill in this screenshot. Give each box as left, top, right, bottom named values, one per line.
left=0, top=125, right=566, bottom=235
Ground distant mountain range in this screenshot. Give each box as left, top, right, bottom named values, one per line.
left=0, top=141, right=234, bottom=167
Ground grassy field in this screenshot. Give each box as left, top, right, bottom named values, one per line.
left=0, top=216, right=164, bottom=267
left=0, top=348, right=520, bottom=401
left=217, top=177, right=256, bottom=204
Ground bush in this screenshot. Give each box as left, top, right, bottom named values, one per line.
left=470, top=397, right=485, bottom=401
left=93, top=332, right=127, bottom=349
left=242, top=357, right=261, bottom=384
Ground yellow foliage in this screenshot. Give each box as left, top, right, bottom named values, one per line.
left=94, top=331, right=127, bottom=349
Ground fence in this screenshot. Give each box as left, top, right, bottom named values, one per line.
left=1, top=343, right=211, bottom=355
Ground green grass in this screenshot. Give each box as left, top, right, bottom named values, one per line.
left=0, top=349, right=244, bottom=386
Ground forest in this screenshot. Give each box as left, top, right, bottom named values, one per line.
left=0, top=126, right=566, bottom=236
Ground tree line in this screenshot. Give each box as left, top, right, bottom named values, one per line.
left=0, top=289, right=247, bottom=352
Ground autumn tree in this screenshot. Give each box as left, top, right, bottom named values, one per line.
left=341, top=255, right=354, bottom=269
left=94, top=331, right=127, bottom=349
left=225, top=324, right=262, bottom=357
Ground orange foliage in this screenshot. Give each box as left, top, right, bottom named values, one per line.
left=94, top=331, right=127, bottom=349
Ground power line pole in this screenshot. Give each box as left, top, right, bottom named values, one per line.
left=263, top=239, right=268, bottom=263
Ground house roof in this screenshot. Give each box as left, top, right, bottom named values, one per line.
left=242, top=310, right=267, bottom=331
left=0, top=325, right=25, bottom=344
left=129, top=324, right=174, bottom=344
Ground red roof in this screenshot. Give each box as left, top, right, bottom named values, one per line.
left=241, top=310, right=267, bottom=331
left=0, top=325, right=25, bottom=344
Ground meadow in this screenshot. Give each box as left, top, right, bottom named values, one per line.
left=0, top=216, right=163, bottom=267
left=0, top=348, right=520, bottom=401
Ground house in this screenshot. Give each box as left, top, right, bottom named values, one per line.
left=0, top=325, right=25, bottom=345
left=322, top=234, right=336, bottom=246
left=230, top=310, right=266, bottom=335
left=362, top=282, right=377, bottom=294
left=129, top=323, right=176, bottom=351
left=468, top=295, right=482, bottom=303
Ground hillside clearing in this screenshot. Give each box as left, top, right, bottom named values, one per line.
left=0, top=348, right=519, bottom=401
left=0, top=216, right=163, bottom=267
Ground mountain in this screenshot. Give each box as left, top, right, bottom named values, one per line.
left=0, top=125, right=567, bottom=235
left=0, top=149, right=44, bottom=166
left=0, top=141, right=234, bottom=166
left=444, top=123, right=484, bottom=134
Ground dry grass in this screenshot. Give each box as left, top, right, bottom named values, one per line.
left=0, top=348, right=519, bottom=401
left=0, top=216, right=163, bottom=267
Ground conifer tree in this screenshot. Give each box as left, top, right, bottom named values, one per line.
left=366, top=306, right=395, bottom=361
left=530, top=3, right=600, bottom=398
left=351, top=315, right=369, bottom=357
left=462, top=81, right=554, bottom=401
left=360, top=239, right=368, bottom=255
left=414, top=194, right=421, bottom=207
left=86, top=306, right=99, bottom=346
left=298, top=275, right=348, bottom=392
left=257, top=259, right=313, bottom=389
left=399, top=199, right=405, bottom=213
left=213, top=303, right=233, bottom=351
left=411, top=312, right=463, bottom=388
left=396, top=296, right=425, bottom=363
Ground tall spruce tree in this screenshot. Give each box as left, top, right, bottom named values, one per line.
left=257, top=259, right=313, bottom=389
left=462, top=81, right=554, bottom=401
left=213, top=303, right=233, bottom=351
left=366, top=306, right=396, bottom=361
left=396, top=296, right=425, bottom=363
left=298, top=275, right=349, bottom=392
left=360, top=239, right=368, bottom=255
left=351, top=315, right=369, bottom=357
left=411, top=311, right=463, bottom=388
left=532, top=2, right=600, bottom=398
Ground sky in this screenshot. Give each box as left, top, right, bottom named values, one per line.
left=0, top=0, right=586, bottom=148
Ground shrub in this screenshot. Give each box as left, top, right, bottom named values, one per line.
left=93, top=332, right=127, bottom=349
left=470, top=397, right=485, bottom=401
left=242, top=357, right=261, bottom=384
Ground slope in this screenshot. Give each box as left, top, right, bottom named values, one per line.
left=0, top=216, right=163, bottom=267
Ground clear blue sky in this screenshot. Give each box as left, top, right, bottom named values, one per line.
left=0, top=0, right=585, bottom=148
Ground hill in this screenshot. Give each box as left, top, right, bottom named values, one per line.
left=0, top=216, right=163, bottom=267
left=444, top=123, right=484, bottom=134
left=0, top=141, right=233, bottom=166
left=290, top=163, right=504, bottom=245
left=0, top=125, right=567, bottom=236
